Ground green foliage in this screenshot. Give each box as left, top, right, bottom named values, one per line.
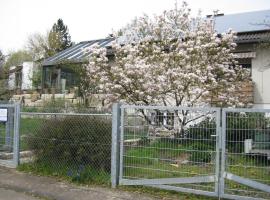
left=32, top=69, right=42, bottom=89
left=48, top=18, right=72, bottom=55
left=187, top=113, right=270, bottom=153
left=18, top=161, right=110, bottom=185
left=187, top=117, right=216, bottom=140
left=27, top=116, right=112, bottom=171
left=188, top=143, right=213, bottom=163
left=4, top=50, right=32, bottom=69
left=0, top=49, right=4, bottom=64
left=0, top=62, right=10, bottom=100
left=226, top=112, right=270, bottom=152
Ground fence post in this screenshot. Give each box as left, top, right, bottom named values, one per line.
left=111, top=103, right=121, bottom=188
left=13, top=103, right=20, bottom=167
left=219, top=108, right=226, bottom=198
left=5, top=107, right=13, bottom=148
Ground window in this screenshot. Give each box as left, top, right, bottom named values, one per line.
left=151, top=111, right=174, bottom=129
left=237, top=58, right=252, bottom=76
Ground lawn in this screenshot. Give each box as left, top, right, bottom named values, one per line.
left=20, top=117, right=45, bottom=150
left=121, top=138, right=270, bottom=199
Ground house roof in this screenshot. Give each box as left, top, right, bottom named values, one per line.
left=43, top=10, right=270, bottom=66
left=43, top=38, right=114, bottom=66
left=214, top=9, right=270, bottom=33
left=214, top=10, right=270, bottom=44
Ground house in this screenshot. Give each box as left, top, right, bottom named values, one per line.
left=213, top=9, right=270, bottom=108
left=41, top=38, right=115, bottom=94
left=41, top=10, right=270, bottom=108
left=8, top=62, right=36, bottom=93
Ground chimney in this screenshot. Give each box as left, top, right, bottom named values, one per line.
left=206, top=13, right=224, bottom=18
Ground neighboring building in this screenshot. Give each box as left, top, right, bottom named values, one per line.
left=8, top=62, right=35, bottom=93
left=213, top=9, right=270, bottom=108
left=42, top=38, right=114, bottom=94
left=42, top=10, right=270, bottom=108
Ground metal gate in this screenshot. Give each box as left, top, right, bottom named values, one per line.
left=112, top=104, right=221, bottom=197
left=111, top=104, right=270, bottom=199
left=0, top=103, right=20, bottom=168
left=221, top=108, right=270, bottom=200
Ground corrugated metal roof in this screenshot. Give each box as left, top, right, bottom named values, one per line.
left=43, top=38, right=115, bottom=66
left=214, top=9, right=270, bottom=33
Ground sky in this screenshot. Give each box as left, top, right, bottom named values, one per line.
left=0, top=0, right=270, bottom=54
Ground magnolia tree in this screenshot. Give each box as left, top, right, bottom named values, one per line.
left=85, top=2, right=250, bottom=134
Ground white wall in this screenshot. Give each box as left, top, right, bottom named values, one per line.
left=8, top=66, right=16, bottom=90
left=21, top=62, right=34, bottom=90
left=252, top=47, right=270, bottom=108
left=8, top=62, right=35, bottom=91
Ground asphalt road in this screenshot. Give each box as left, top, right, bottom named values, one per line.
left=0, top=187, right=42, bottom=200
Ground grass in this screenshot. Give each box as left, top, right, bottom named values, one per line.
left=20, top=117, right=44, bottom=150
left=17, top=161, right=111, bottom=186
left=119, top=185, right=217, bottom=200
left=0, top=122, right=6, bottom=149
left=122, top=139, right=270, bottom=199
left=17, top=163, right=217, bottom=200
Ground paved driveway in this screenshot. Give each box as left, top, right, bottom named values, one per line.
left=0, top=167, right=157, bottom=200
left=0, top=188, right=42, bottom=200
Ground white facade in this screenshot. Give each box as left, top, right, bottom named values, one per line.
left=8, top=62, right=34, bottom=91
left=8, top=66, right=16, bottom=90
left=252, top=47, right=270, bottom=109
left=21, top=62, right=34, bottom=90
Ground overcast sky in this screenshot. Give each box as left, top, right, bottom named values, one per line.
left=0, top=0, right=270, bottom=54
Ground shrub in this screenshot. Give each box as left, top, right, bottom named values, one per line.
left=27, top=116, right=112, bottom=171
left=188, top=143, right=213, bottom=163
left=226, top=112, right=270, bottom=152
left=187, top=117, right=216, bottom=140
left=186, top=112, right=270, bottom=153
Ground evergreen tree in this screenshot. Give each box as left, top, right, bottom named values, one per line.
left=48, top=19, right=72, bottom=55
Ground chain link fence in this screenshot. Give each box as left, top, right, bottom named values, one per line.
left=0, top=104, right=19, bottom=167
left=19, top=112, right=112, bottom=185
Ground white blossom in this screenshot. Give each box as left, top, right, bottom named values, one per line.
left=85, top=1, right=250, bottom=108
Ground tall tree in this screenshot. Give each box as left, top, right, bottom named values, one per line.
left=0, top=49, right=4, bottom=64
left=4, top=50, right=32, bottom=69
left=0, top=49, right=10, bottom=101
left=85, top=2, right=250, bottom=135
left=26, top=32, right=51, bottom=61
left=48, top=19, right=72, bottom=55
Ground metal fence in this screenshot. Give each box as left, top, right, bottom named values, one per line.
left=19, top=111, right=112, bottom=184
left=112, top=105, right=221, bottom=197
left=1, top=103, right=269, bottom=199
left=0, top=103, right=20, bottom=168
left=221, top=108, right=270, bottom=200
left=112, top=105, right=270, bottom=200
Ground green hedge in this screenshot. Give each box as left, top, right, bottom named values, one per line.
left=27, top=116, right=112, bottom=171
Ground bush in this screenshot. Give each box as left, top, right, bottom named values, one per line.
left=27, top=116, right=112, bottom=171
left=187, top=117, right=216, bottom=140
left=226, top=112, right=269, bottom=152
left=188, top=143, right=213, bottom=163
left=186, top=112, right=270, bottom=153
